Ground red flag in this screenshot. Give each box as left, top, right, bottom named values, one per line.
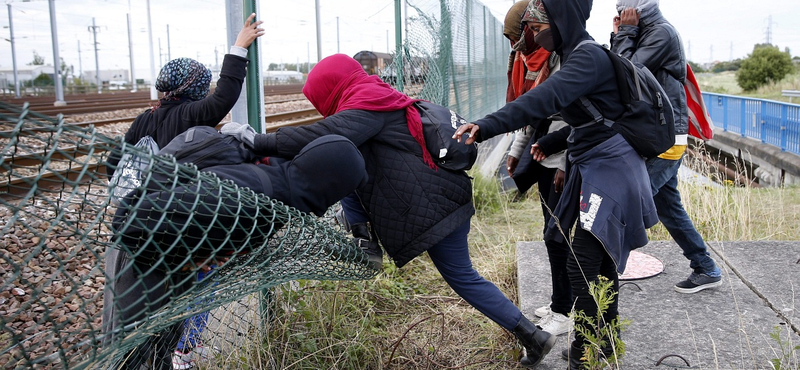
left=684, top=64, right=714, bottom=140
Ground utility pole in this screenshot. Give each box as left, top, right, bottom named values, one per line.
left=386, top=30, right=389, bottom=53
left=314, top=0, right=322, bottom=61
left=127, top=13, right=137, bottom=92
left=158, top=38, right=162, bottom=68
left=307, top=42, right=310, bottom=73
left=765, top=15, right=773, bottom=45
left=166, top=24, right=171, bottom=61
left=709, top=45, right=713, bottom=64
left=146, top=0, right=157, bottom=100
left=336, top=16, right=340, bottom=53
left=89, top=17, right=102, bottom=94
left=214, top=46, right=219, bottom=72
left=48, top=0, right=65, bottom=104
left=77, top=40, right=82, bottom=81
left=7, top=4, right=20, bottom=98
left=730, top=42, right=734, bottom=61
left=687, top=40, right=692, bottom=63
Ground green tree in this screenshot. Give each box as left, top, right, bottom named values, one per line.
left=712, top=59, right=742, bottom=73
left=688, top=60, right=706, bottom=73
left=32, top=73, right=54, bottom=86
left=736, top=45, right=793, bottom=91
left=27, top=51, right=45, bottom=66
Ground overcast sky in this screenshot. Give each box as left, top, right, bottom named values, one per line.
left=1, top=0, right=798, bottom=81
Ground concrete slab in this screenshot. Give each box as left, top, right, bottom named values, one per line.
left=517, top=240, right=799, bottom=370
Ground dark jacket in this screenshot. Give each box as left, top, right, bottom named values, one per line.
left=473, top=0, right=621, bottom=158
left=610, top=8, right=688, bottom=137
left=251, top=109, right=475, bottom=267
left=106, top=54, right=249, bottom=176
left=545, top=135, right=658, bottom=273
left=481, top=0, right=658, bottom=271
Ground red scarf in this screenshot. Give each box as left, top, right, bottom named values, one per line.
left=510, top=47, right=551, bottom=100
left=303, top=54, right=436, bottom=169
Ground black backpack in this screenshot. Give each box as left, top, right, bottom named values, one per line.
left=415, top=101, right=478, bottom=171
left=150, top=126, right=258, bottom=184
left=576, top=40, right=675, bottom=158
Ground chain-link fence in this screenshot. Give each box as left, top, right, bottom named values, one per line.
left=386, top=0, right=507, bottom=121
left=1, top=0, right=510, bottom=368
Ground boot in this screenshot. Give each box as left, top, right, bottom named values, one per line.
left=561, top=341, right=614, bottom=370
left=513, top=315, right=556, bottom=367
left=562, top=342, right=586, bottom=370
left=351, top=223, right=383, bottom=270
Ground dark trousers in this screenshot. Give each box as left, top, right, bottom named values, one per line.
left=567, top=227, right=619, bottom=347
left=102, top=247, right=192, bottom=370
left=532, top=163, right=573, bottom=316
left=341, top=195, right=523, bottom=330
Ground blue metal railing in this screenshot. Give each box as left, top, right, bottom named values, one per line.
left=703, top=92, right=800, bottom=155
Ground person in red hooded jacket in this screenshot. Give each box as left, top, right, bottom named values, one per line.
left=221, top=53, right=555, bottom=367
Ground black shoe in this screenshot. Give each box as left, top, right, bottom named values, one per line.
left=674, top=272, right=722, bottom=293
left=351, top=223, right=383, bottom=270
left=513, top=315, right=556, bottom=367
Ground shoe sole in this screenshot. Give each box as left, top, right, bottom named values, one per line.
left=674, top=279, right=723, bottom=294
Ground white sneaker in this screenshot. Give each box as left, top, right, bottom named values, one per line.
left=172, top=350, right=195, bottom=370
left=537, top=312, right=572, bottom=336
left=534, top=304, right=551, bottom=318
left=172, top=344, right=218, bottom=369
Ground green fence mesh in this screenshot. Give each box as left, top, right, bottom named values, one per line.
left=387, top=0, right=507, bottom=121
left=0, top=102, right=378, bottom=369
left=1, top=0, right=510, bottom=368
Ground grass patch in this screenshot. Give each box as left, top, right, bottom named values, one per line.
left=203, top=167, right=799, bottom=369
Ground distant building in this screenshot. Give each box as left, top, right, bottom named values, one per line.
left=0, top=65, right=57, bottom=89
left=82, top=69, right=130, bottom=86
left=263, top=70, right=304, bottom=83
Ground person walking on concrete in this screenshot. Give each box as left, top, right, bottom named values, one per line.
left=503, top=0, right=572, bottom=337
left=611, top=0, right=722, bottom=294
left=453, top=0, right=659, bottom=367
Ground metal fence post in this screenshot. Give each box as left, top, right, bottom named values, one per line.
left=781, top=104, right=788, bottom=151
left=394, top=0, right=404, bottom=93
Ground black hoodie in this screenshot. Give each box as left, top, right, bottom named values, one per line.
left=474, top=0, right=624, bottom=158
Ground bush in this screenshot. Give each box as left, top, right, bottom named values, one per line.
left=736, top=45, right=794, bottom=91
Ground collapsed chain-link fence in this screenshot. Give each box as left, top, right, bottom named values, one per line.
left=0, top=103, right=379, bottom=369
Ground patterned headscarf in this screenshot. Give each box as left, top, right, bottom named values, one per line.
left=155, top=58, right=212, bottom=101
left=522, top=0, right=549, bottom=24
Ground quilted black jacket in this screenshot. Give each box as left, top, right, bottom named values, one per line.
left=252, top=108, right=475, bottom=267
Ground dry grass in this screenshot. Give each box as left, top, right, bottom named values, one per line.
left=199, top=162, right=799, bottom=369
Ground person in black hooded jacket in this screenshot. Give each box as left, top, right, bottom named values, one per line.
left=454, top=0, right=658, bottom=368
left=104, top=133, right=368, bottom=370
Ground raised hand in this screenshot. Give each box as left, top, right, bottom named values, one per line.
left=235, top=13, right=265, bottom=49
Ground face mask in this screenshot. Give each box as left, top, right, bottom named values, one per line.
left=534, top=28, right=556, bottom=52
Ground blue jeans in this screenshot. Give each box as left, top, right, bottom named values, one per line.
left=176, top=267, right=216, bottom=351
left=646, top=155, right=720, bottom=276
left=340, top=194, right=523, bottom=330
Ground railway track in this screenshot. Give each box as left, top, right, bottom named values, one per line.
left=0, top=83, right=305, bottom=117
left=0, top=113, right=321, bottom=199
